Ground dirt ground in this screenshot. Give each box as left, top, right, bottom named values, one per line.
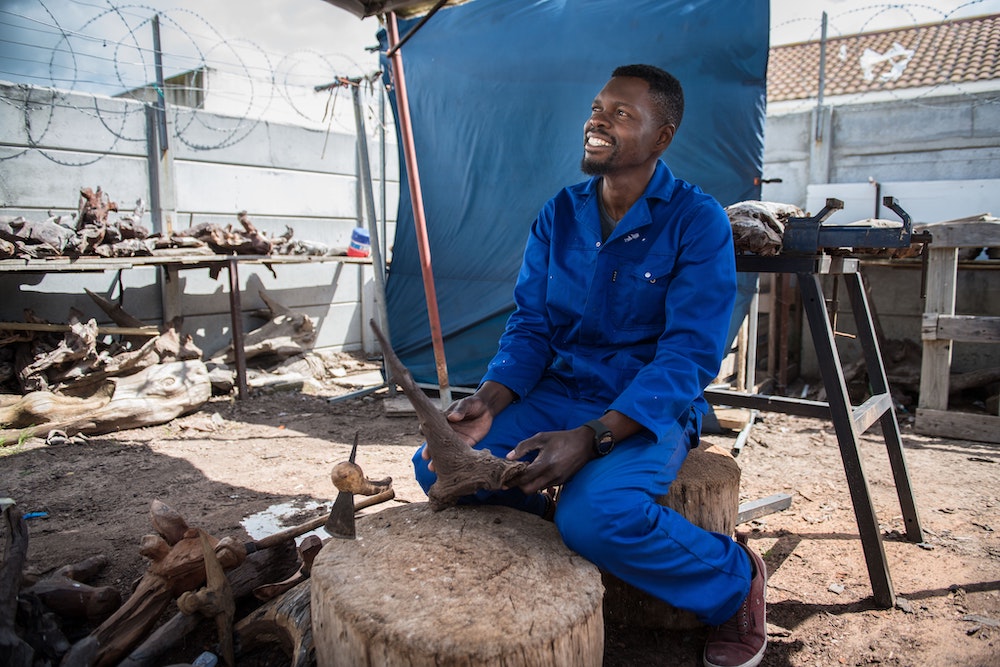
left=3, top=354, right=1000, bottom=666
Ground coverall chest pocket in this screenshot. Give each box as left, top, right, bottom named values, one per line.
left=616, top=256, right=675, bottom=331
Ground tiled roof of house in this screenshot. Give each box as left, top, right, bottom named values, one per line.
left=767, top=13, right=1000, bottom=102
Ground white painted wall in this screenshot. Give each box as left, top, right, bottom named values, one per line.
left=0, top=81, right=399, bottom=357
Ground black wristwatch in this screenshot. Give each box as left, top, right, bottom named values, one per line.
left=584, top=419, right=615, bottom=456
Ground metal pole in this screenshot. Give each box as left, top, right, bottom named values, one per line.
left=351, top=81, right=395, bottom=396
left=815, top=11, right=828, bottom=142
left=387, top=12, right=452, bottom=407
left=152, top=15, right=168, bottom=153
left=380, top=81, right=388, bottom=266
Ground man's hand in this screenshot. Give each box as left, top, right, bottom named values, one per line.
left=421, top=381, right=515, bottom=472
left=504, top=427, right=594, bottom=495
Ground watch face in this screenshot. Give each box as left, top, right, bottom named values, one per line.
left=595, top=433, right=615, bottom=456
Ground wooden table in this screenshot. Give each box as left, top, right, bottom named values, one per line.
left=0, top=253, right=372, bottom=399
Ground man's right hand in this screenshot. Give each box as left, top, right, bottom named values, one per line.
left=421, top=381, right=515, bottom=472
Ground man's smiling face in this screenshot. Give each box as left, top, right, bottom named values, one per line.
left=581, top=75, right=670, bottom=176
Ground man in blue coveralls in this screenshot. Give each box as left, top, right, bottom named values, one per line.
left=413, top=64, right=767, bottom=667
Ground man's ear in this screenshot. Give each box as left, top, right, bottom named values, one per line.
left=656, top=123, right=676, bottom=152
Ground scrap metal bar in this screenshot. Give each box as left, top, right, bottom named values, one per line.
left=737, top=494, right=792, bottom=524
left=350, top=80, right=395, bottom=395
left=384, top=0, right=449, bottom=58
left=845, top=273, right=923, bottom=543
left=226, top=257, right=248, bottom=400
left=799, top=271, right=894, bottom=607
left=705, top=388, right=831, bottom=420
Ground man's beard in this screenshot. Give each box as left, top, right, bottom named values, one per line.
left=580, top=145, right=618, bottom=175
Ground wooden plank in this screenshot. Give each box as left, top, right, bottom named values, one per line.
left=923, top=314, right=1000, bottom=344
left=915, top=408, right=1000, bottom=445
left=0, top=322, right=157, bottom=336
left=916, top=219, right=1000, bottom=248
left=918, top=246, right=958, bottom=411
left=382, top=395, right=416, bottom=417
left=713, top=407, right=753, bottom=431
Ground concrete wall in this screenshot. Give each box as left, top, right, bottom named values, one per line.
left=4, top=81, right=998, bottom=379
left=0, top=82, right=399, bottom=357
left=759, top=91, right=1000, bottom=378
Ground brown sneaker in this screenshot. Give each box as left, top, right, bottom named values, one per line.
left=703, top=536, right=767, bottom=667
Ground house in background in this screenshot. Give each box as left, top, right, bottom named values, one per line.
left=763, top=12, right=1000, bottom=218
left=756, top=13, right=1000, bottom=422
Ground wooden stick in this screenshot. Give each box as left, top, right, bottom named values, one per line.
left=0, top=322, right=158, bottom=336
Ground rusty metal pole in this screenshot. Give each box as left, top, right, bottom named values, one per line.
left=387, top=12, right=451, bottom=407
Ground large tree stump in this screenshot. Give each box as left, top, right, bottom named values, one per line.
left=602, top=444, right=741, bottom=630
left=311, top=503, right=604, bottom=666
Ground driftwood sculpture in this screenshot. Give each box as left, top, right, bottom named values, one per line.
left=0, top=359, right=211, bottom=440
left=213, top=289, right=316, bottom=365
left=369, top=319, right=527, bottom=510
left=1, top=500, right=33, bottom=665
left=21, top=555, right=120, bottom=623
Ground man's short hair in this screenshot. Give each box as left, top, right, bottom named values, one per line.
left=611, top=64, right=684, bottom=130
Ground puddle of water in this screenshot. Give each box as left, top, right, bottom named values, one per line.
left=241, top=500, right=333, bottom=544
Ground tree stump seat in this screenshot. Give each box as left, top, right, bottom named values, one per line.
left=311, top=503, right=605, bottom=667
left=602, top=443, right=741, bottom=630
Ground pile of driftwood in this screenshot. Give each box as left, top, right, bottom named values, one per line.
left=1, top=474, right=396, bottom=666
left=0, top=188, right=341, bottom=261
left=0, top=188, right=149, bottom=260
left=0, top=285, right=345, bottom=442
left=0, top=289, right=211, bottom=442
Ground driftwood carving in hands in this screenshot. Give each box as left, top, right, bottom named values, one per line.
left=368, top=319, right=527, bottom=510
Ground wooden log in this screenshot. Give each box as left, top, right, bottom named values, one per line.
left=21, top=555, right=120, bottom=622
left=0, top=359, right=211, bottom=439
left=311, top=503, right=604, bottom=666
left=120, top=539, right=297, bottom=667
left=602, top=444, right=741, bottom=630
left=235, top=578, right=313, bottom=667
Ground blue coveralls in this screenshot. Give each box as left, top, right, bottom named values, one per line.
left=413, top=160, right=749, bottom=625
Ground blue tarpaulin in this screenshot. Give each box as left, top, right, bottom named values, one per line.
left=382, top=0, right=769, bottom=386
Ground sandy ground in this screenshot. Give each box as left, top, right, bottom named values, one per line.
left=3, top=360, right=999, bottom=666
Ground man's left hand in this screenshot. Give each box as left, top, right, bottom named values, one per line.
left=505, top=427, right=594, bottom=495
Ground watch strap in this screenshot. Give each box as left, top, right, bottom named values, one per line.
left=583, top=419, right=614, bottom=456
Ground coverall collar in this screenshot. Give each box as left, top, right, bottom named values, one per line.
left=576, top=159, right=676, bottom=240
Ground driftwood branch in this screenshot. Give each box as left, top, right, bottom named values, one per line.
left=368, top=319, right=526, bottom=510
left=0, top=359, right=212, bottom=439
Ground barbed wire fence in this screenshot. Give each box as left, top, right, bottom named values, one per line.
left=1, top=0, right=998, bottom=168
left=769, top=0, right=1000, bottom=114
left=0, top=0, right=387, bottom=166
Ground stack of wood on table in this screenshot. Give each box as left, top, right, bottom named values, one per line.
left=0, top=187, right=343, bottom=261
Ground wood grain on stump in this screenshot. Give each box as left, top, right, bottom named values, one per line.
left=602, top=444, right=741, bottom=630
left=311, top=503, right=604, bottom=667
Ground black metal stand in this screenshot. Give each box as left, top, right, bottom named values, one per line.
left=707, top=254, right=923, bottom=608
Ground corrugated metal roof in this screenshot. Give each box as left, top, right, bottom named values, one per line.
left=768, top=13, right=1000, bottom=102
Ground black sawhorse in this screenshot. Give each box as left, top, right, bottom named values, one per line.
left=706, top=254, right=924, bottom=608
